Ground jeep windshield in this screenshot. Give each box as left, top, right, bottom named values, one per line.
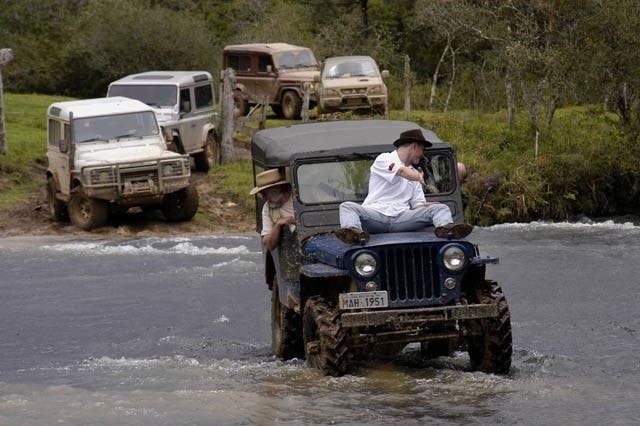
left=108, top=85, right=177, bottom=108
left=273, top=50, right=318, bottom=69
left=74, top=111, right=160, bottom=143
left=296, top=153, right=456, bottom=205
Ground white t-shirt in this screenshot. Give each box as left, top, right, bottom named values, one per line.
left=260, top=196, right=294, bottom=236
left=362, top=150, right=426, bottom=216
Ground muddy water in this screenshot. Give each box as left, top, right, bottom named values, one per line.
left=0, top=221, right=639, bottom=425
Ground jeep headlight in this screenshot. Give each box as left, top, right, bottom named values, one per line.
left=352, top=251, right=378, bottom=278
left=325, top=88, right=340, bottom=97
left=442, top=245, right=467, bottom=273
left=369, top=85, right=385, bottom=95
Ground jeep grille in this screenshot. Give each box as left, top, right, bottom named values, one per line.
left=375, top=245, right=442, bottom=308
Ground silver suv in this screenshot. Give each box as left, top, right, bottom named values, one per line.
left=107, top=71, right=218, bottom=172
left=315, top=55, right=389, bottom=115
left=222, top=43, right=320, bottom=119
left=46, top=97, right=199, bottom=231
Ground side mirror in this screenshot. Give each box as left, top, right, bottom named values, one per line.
left=266, top=64, right=273, bottom=73
left=180, top=101, right=191, bottom=113
left=313, top=74, right=321, bottom=83
left=381, top=70, right=390, bottom=79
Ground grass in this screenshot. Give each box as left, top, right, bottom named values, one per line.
left=1, top=93, right=637, bottom=224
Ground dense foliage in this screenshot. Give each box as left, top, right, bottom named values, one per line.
left=1, top=0, right=640, bottom=221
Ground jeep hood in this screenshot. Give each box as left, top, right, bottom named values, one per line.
left=321, top=76, right=384, bottom=90
left=302, top=231, right=441, bottom=270
left=278, top=69, right=320, bottom=82
left=74, top=141, right=181, bottom=167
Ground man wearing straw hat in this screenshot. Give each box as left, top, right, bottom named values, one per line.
left=337, top=128, right=473, bottom=244
left=249, top=169, right=295, bottom=251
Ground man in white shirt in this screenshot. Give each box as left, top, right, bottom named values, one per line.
left=250, top=169, right=295, bottom=251
left=337, top=128, right=472, bottom=244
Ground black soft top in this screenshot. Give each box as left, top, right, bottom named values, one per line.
left=251, top=120, right=448, bottom=167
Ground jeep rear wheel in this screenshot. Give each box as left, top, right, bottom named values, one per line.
left=302, top=296, right=349, bottom=376
left=281, top=91, right=302, bottom=120
left=466, top=281, right=513, bottom=374
left=271, top=278, right=304, bottom=359
left=194, top=132, right=218, bottom=172
left=47, top=176, right=68, bottom=222
left=162, top=185, right=199, bottom=222
left=68, top=187, right=108, bottom=231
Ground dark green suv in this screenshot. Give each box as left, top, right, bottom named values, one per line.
left=251, top=119, right=512, bottom=376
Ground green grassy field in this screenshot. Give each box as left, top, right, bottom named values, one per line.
left=1, top=93, right=636, bottom=224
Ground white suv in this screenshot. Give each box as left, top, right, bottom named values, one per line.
left=46, top=97, right=198, bottom=231
left=107, top=71, right=218, bottom=172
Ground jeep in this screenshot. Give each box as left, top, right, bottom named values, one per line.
left=222, top=43, right=320, bottom=119
left=107, top=71, right=218, bottom=172
left=46, top=97, right=199, bottom=231
left=315, top=55, right=390, bottom=115
left=251, top=119, right=512, bottom=376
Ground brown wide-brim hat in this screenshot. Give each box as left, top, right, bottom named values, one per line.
left=393, top=128, right=433, bottom=147
left=249, top=169, right=288, bottom=195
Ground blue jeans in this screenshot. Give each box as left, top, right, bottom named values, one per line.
left=339, top=201, right=453, bottom=233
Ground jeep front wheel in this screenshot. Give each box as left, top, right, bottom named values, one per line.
left=466, top=280, right=513, bottom=374
left=302, top=296, right=349, bottom=376
left=68, top=187, right=108, bottom=231
left=271, top=278, right=304, bottom=359
left=161, top=185, right=199, bottom=222
left=281, top=91, right=302, bottom=120
left=47, top=176, right=68, bottom=222
left=234, top=90, right=249, bottom=117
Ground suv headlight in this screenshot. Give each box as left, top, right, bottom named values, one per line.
left=442, top=245, right=467, bottom=273
left=351, top=250, right=378, bottom=278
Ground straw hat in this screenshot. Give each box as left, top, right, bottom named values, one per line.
left=249, top=169, right=288, bottom=195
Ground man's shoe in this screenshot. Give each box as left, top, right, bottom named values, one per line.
left=336, top=227, right=370, bottom=244
left=435, top=223, right=473, bottom=239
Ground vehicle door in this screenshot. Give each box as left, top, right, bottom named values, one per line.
left=47, top=119, right=72, bottom=195
left=176, top=83, right=215, bottom=153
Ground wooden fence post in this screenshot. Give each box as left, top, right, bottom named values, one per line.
left=220, top=68, right=236, bottom=163
left=0, top=48, right=15, bottom=155
left=403, top=54, right=411, bottom=120
left=301, top=82, right=310, bottom=123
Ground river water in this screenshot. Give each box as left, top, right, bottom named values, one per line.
left=0, top=220, right=639, bottom=425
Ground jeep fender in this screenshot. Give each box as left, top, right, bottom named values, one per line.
left=277, top=86, right=303, bottom=102
left=234, top=83, right=248, bottom=98
left=199, top=123, right=216, bottom=150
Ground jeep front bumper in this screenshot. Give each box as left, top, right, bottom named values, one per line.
left=340, top=303, right=497, bottom=328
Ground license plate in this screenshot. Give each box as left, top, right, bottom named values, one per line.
left=339, top=291, right=388, bottom=310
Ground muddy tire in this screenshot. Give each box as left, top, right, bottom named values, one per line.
left=161, top=185, right=199, bottom=222
left=271, top=278, right=304, bottom=359
left=47, top=176, right=68, bottom=222
left=466, top=280, right=513, bottom=374
left=68, top=187, right=108, bottom=231
left=194, top=132, right=218, bottom=172
left=234, top=90, right=249, bottom=117
left=281, top=91, right=302, bottom=120
left=302, top=296, right=349, bottom=376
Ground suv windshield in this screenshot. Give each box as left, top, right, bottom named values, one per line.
left=108, top=85, right=177, bottom=108
left=296, top=154, right=456, bottom=205
left=324, top=60, right=378, bottom=78
left=74, top=111, right=159, bottom=143
left=273, top=50, right=317, bottom=69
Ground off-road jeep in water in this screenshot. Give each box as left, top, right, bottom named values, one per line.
left=222, top=43, right=320, bottom=119
left=251, top=120, right=512, bottom=376
left=46, top=97, right=199, bottom=231
left=107, top=71, right=218, bottom=172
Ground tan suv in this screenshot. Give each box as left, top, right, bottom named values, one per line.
left=315, top=55, right=389, bottom=115
left=222, top=43, right=320, bottom=119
